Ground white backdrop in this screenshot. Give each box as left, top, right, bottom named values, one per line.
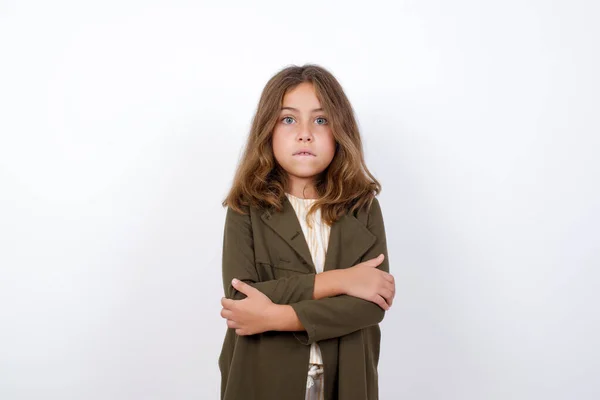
left=1, top=1, right=599, bottom=399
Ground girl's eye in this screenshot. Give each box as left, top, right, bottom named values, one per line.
left=280, top=116, right=328, bottom=125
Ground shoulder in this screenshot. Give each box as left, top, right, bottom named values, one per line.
left=369, top=196, right=381, bottom=211
left=224, top=203, right=256, bottom=232
left=358, top=195, right=382, bottom=216
left=365, top=196, right=384, bottom=228
left=352, top=196, right=383, bottom=227
left=225, top=201, right=273, bottom=230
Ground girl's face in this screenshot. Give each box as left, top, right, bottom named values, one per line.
left=272, top=82, right=336, bottom=196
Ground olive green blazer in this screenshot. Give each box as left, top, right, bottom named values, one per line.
left=218, top=196, right=390, bottom=400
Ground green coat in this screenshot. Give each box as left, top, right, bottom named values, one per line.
left=219, top=195, right=390, bottom=400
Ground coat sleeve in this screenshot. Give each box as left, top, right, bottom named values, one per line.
left=222, top=205, right=316, bottom=304
left=290, top=197, right=390, bottom=345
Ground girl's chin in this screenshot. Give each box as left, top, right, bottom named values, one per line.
left=285, top=166, right=321, bottom=175
left=291, top=157, right=318, bottom=162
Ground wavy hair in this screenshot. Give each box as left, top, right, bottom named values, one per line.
left=221, top=64, right=381, bottom=225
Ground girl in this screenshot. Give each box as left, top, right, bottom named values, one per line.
left=219, top=64, right=394, bottom=400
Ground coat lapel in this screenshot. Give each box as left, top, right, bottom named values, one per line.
left=323, top=210, right=376, bottom=272
left=261, top=196, right=376, bottom=273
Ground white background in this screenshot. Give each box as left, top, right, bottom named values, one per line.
left=1, top=1, right=599, bottom=399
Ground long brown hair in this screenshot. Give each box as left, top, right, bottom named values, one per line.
left=221, top=64, right=381, bottom=225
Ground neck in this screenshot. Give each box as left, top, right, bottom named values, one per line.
left=286, top=183, right=318, bottom=199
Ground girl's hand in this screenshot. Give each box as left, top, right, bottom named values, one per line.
left=220, top=279, right=278, bottom=336
left=341, top=254, right=395, bottom=310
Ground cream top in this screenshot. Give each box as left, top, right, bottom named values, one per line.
left=285, top=192, right=331, bottom=365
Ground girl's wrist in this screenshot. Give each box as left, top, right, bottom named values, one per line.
left=268, top=304, right=304, bottom=332
left=266, top=304, right=284, bottom=331
left=314, top=269, right=347, bottom=299
left=331, top=269, right=348, bottom=295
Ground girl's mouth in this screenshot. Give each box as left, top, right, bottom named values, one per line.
left=294, top=151, right=316, bottom=156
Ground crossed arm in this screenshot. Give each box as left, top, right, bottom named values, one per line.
left=220, top=198, right=393, bottom=344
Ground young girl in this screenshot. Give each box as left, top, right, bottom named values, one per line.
left=219, top=64, right=395, bottom=400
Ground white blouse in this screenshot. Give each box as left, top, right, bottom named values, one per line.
left=285, top=192, right=331, bottom=365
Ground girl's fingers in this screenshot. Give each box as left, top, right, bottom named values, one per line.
left=372, top=294, right=389, bottom=311
left=227, top=319, right=240, bottom=329
left=386, top=281, right=395, bottom=295
left=221, top=297, right=236, bottom=309
left=220, top=308, right=233, bottom=319
left=384, top=273, right=395, bottom=284
left=232, top=279, right=260, bottom=297
left=368, top=254, right=385, bottom=267
left=380, top=288, right=394, bottom=306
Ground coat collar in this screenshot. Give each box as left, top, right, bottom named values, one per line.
left=260, top=196, right=376, bottom=273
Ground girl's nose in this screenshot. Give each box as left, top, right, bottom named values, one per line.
left=297, top=126, right=313, bottom=142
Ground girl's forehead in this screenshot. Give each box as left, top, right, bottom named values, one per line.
left=280, top=106, right=324, bottom=113
left=280, top=100, right=323, bottom=113
left=282, top=83, right=320, bottom=103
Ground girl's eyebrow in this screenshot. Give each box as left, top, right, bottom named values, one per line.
left=280, top=107, right=324, bottom=112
